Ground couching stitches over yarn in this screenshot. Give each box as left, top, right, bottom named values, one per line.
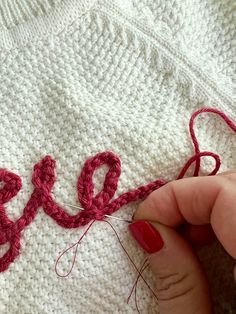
left=0, top=108, right=236, bottom=272
left=0, top=152, right=166, bottom=272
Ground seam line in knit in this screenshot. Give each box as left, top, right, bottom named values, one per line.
left=99, top=1, right=235, bottom=110
left=0, top=0, right=97, bottom=50
left=0, top=0, right=61, bottom=30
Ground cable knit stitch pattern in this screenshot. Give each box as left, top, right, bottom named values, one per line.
left=0, top=0, right=235, bottom=313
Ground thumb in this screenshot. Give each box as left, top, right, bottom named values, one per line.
left=129, top=221, right=213, bottom=314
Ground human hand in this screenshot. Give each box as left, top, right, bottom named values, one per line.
left=129, top=171, right=236, bottom=314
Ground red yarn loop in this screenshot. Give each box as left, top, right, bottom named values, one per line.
left=0, top=107, right=236, bottom=272
left=32, top=156, right=56, bottom=193
left=0, top=170, right=22, bottom=271
left=189, top=108, right=236, bottom=176
left=0, top=170, right=22, bottom=203
left=177, top=151, right=221, bottom=179
left=77, top=151, right=121, bottom=212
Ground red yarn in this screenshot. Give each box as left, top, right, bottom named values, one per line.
left=0, top=107, right=235, bottom=272
left=188, top=108, right=236, bottom=177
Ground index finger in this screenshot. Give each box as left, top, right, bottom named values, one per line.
left=135, top=173, right=236, bottom=259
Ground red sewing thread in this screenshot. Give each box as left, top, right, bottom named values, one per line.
left=55, top=218, right=157, bottom=311
left=0, top=107, right=235, bottom=273
left=127, top=259, right=149, bottom=304
left=127, top=258, right=149, bottom=313
left=55, top=220, right=95, bottom=277
left=104, top=220, right=159, bottom=301
left=134, top=262, right=150, bottom=314
left=55, top=219, right=157, bottom=311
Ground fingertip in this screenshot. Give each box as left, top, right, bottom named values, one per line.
left=135, top=184, right=184, bottom=226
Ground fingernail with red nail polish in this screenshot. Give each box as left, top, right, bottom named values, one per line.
left=129, top=221, right=164, bottom=254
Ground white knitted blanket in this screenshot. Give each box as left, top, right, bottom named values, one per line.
left=0, top=0, right=235, bottom=313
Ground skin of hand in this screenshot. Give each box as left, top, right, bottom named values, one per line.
left=129, top=171, right=236, bottom=314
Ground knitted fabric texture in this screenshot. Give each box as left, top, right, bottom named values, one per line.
left=0, top=0, right=236, bottom=313
left=1, top=107, right=234, bottom=274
